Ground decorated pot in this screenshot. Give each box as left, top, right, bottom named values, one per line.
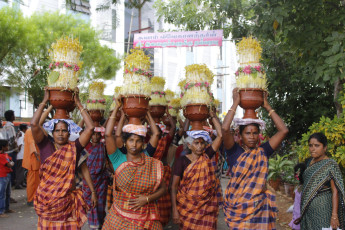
left=48, top=87, right=74, bottom=119
left=122, top=95, right=150, bottom=125
left=183, top=104, right=209, bottom=131
left=89, top=109, right=104, bottom=127
left=239, top=88, right=264, bottom=119
left=150, top=105, right=166, bottom=123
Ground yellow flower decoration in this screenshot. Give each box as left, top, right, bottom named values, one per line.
left=125, top=48, right=150, bottom=71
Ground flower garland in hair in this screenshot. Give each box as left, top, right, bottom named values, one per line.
left=151, top=91, right=166, bottom=98
left=124, top=67, right=153, bottom=78
left=235, top=65, right=265, bottom=77
left=49, top=61, right=80, bottom=72
left=87, top=99, right=106, bottom=104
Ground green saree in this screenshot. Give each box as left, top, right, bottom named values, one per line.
left=301, top=158, right=345, bottom=229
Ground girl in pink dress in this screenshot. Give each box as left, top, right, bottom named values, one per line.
left=289, top=163, right=306, bottom=230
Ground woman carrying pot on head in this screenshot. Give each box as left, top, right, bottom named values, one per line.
left=294, top=132, right=345, bottom=230
left=102, top=100, right=166, bottom=230
left=221, top=88, right=288, bottom=229
left=171, top=109, right=223, bottom=230
left=82, top=127, right=109, bottom=230
left=31, top=88, right=97, bottom=229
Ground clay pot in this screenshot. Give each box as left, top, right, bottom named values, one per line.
left=89, top=109, right=104, bottom=127
left=48, top=87, right=75, bottom=119
left=109, top=110, right=122, bottom=122
left=183, top=104, right=209, bottom=130
left=269, top=177, right=282, bottom=191
left=150, top=105, right=166, bottom=123
left=122, top=95, right=150, bottom=125
left=239, top=88, right=264, bottom=119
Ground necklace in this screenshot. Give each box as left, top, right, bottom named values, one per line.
left=310, top=155, right=327, bottom=166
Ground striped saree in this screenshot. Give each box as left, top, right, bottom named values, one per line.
left=153, top=136, right=172, bottom=226
left=301, top=158, right=345, bottom=229
left=34, top=142, right=88, bottom=230
left=177, top=153, right=221, bottom=230
left=223, top=147, right=277, bottom=230
left=83, top=142, right=108, bottom=229
left=156, top=165, right=172, bottom=226
left=102, top=153, right=164, bottom=230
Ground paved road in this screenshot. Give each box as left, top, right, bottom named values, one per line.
left=1, top=177, right=283, bottom=229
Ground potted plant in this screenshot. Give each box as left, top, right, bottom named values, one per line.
left=268, top=154, right=295, bottom=191
left=46, top=36, right=83, bottom=119
left=86, top=81, right=106, bottom=126
left=110, top=86, right=122, bottom=122
left=121, top=49, right=152, bottom=125
left=180, top=64, right=214, bottom=130
left=149, top=76, right=167, bottom=123
left=235, top=36, right=267, bottom=119
left=281, top=164, right=298, bottom=197
left=163, top=97, right=180, bottom=129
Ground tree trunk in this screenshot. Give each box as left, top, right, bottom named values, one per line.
left=334, top=78, right=345, bottom=117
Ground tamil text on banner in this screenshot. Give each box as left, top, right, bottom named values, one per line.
left=133, top=30, right=223, bottom=48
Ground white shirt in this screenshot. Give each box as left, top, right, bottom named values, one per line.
left=16, top=131, right=24, bottom=160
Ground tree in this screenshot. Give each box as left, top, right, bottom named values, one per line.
left=153, top=0, right=343, bottom=141
left=1, top=8, right=121, bottom=106
left=154, top=0, right=231, bottom=37
left=0, top=7, right=30, bottom=79
left=252, top=0, right=345, bottom=116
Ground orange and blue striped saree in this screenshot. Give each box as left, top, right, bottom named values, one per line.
left=34, top=142, right=88, bottom=230
left=177, top=153, right=221, bottom=230
left=102, top=153, right=164, bottom=230
left=223, top=147, right=277, bottom=230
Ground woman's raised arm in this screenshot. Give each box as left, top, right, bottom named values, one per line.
left=263, top=92, right=288, bottom=150
left=105, top=99, right=121, bottom=155
left=31, top=88, right=49, bottom=144
left=147, top=110, right=160, bottom=148
left=222, top=88, right=240, bottom=150
left=210, top=109, right=223, bottom=152
left=76, top=88, right=94, bottom=147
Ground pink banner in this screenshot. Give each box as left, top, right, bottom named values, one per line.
left=133, top=30, right=223, bottom=48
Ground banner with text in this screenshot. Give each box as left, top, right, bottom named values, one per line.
left=133, top=30, right=223, bottom=48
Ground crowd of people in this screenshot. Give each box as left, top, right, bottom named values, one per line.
left=0, top=88, right=344, bottom=230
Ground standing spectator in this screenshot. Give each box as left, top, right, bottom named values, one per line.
left=0, top=119, right=4, bottom=139
left=0, top=139, right=15, bottom=217
left=22, top=105, right=52, bottom=206
left=15, top=124, right=28, bottom=189
left=3, top=110, right=18, bottom=204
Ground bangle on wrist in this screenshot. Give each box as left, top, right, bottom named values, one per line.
left=146, top=196, right=150, bottom=203
left=91, top=191, right=96, bottom=193
left=40, top=103, right=46, bottom=107
left=109, top=116, right=116, bottom=119
left=229, top=108, right=235, bottom=113
left=80, top=108, right=87, bottom=113
left=268, top=109, right=275, bottom=116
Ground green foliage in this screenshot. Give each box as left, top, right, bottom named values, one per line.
left=259, top=39, right=336, bottom=141
left=268, top=154, right=295, bottom=180
left=1, top=7, right=121, bottom=106
left=154, top=0, right=231, bottom=37
left=296, top=114, right=345, bottom=168
left=0, top=7, right=30, bottom=82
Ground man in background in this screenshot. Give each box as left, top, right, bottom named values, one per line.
left=15, top=124, right=28, bottom=189
left=3, top=110, right=17, bottom=204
